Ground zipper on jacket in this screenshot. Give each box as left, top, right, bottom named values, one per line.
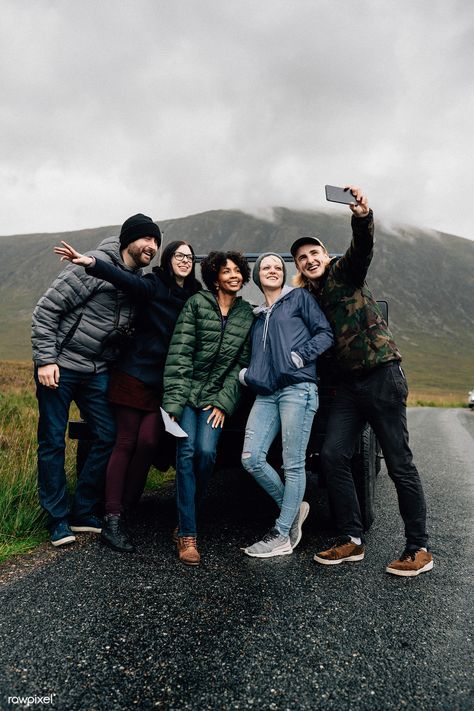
left=57, top=284, right=102, bottom=356
left=194, top=296, right=238, bottom=404
left=195, top=329, right=225, bottom=404
left=57, top=313, right=84, bottom=355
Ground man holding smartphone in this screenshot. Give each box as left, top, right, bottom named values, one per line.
left=290, top=187, right=432, bottom=577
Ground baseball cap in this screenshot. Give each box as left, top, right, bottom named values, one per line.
left=290, top=236, right=327, bottom=258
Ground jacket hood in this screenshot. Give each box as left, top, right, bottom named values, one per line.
left=152, top=265, right=178, bottom=289
left=153, top=266, right=202, bottom=297
left=253, top=285, right=294, bottom=352
left=90, top=235, right=123, bottom=264
left=88, top=235, right=139, bottom=271
left=253, top=284, right=294, bottom=315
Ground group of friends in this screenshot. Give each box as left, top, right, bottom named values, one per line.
left=31, top=187, right=433, bottom=577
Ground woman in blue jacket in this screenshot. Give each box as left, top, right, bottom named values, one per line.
left=240, top=252, right=334, bottom=558
left=55, top=237, right=201, bottom=552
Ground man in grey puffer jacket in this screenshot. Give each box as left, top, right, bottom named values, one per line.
left=32, top=213, right=161, bottom=547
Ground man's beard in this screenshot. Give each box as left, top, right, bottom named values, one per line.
left=127, top=244, right=155, bottom=267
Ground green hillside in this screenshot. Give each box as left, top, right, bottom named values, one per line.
left=1, top=209, right=473, bottom=401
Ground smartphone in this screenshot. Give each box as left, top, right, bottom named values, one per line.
left=325, top=185, right=358, bottom=205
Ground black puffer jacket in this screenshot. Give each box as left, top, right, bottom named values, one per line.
left=85, top=258, right=200, bottom=392
left=32, top=236, right=140, bottom=373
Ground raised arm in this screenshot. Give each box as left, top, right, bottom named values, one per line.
left=54, top=240, right=156, bottom=299
left=334, top=186, right=374, bottom=287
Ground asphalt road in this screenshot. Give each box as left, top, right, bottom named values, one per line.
left=1, top=408, right=473, bottom=711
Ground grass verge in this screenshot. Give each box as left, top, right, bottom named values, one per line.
left=0, top=362, right=51, bottom=563
left=0, top=361, right=174, bottom=567
left=407, top=389, right=468, bottom=408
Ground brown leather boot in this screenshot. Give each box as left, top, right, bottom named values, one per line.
left=177, top=536, right=200, bottom=566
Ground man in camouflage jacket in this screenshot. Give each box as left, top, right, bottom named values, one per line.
left=291, top=187, right=432, bottom=577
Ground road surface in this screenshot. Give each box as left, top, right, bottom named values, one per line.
left=0, top=408, right=473, bottom=711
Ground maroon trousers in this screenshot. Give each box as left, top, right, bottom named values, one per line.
left=105, top=405, right=165, bottom=515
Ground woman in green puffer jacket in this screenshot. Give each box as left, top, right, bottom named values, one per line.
left=163, top=251, right=254, bottom=566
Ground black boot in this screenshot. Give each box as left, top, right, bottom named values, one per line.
left=101, top=515, right=135, bottom=553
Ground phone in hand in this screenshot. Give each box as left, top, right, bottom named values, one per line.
left=325, top=185, right=358, bottom=205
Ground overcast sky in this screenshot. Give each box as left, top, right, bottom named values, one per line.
left=1, top=0, right=473, bottom=239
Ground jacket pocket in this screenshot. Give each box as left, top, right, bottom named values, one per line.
left=245, top=358, right=278, bottom=395
left=278, top=347, right=299, bottom=377
left=58, top=314, right=83, bottom=355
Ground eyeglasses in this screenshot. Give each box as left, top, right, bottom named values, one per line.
left=173, top=252, right=195, bottom=263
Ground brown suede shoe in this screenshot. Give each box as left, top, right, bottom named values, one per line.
left=386, top=549, right=433, bottom=577
left=314, top=539, right=365, bottom=565
left=177, top=536, right=200, bottom=566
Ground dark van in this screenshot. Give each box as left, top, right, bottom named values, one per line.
left=69, top=253, right=385, bottom=531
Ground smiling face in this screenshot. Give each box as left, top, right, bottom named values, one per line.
left=126, top=235, right=158, bottom=267
left=294, top=243, right=331, bottom=284
left=171, top=245, right=194, bottom=281
left=259, top=255, right=284, bottom=291
left=215, top=259, right=243, bottom=295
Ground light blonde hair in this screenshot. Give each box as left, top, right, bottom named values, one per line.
left=292, top=271, right=308, bottom=289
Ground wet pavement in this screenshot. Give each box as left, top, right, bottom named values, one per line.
left=0, top=408, right=473, bottom=710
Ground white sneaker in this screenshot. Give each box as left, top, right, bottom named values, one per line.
left=289, top=501, right=310, bottom=550
left=243, top=528, right=292, bottom=558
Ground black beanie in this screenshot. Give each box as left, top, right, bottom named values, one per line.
left=119, top=214, right=162, bottom=249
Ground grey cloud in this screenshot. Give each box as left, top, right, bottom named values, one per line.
left=1, top=0, right=473, bottom=238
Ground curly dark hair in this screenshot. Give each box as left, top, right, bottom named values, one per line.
left=200, top=251, right=251, bottom=294
left=157, top=240, right=201, bottom=295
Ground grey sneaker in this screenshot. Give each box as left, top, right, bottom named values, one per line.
left=243, top=527, right=292, bottom=558
left=289, top=501, right=310, bottom=549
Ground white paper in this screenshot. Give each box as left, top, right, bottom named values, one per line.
left=160, top=407, right=188, bottom=438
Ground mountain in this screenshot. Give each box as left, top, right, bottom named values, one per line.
left=1, top=208, right=473, bottom=399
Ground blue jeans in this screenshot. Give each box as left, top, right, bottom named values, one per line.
left=35, top=367, right=116, bottom=527
left=241, top=382, right=318, bottom=536
left=176, top=405, right=223, bottom=536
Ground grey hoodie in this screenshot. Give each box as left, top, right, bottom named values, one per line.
left=253, top=284, right=294, bottom=352
left=32, top=236, right=141, bottom=374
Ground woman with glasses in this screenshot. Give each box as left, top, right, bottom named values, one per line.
left=163, top=251, right=254, bottom=566
left=54, top=238, right=201, bottom=552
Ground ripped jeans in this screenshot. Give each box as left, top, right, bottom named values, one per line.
left=241, top=382, right=318, bottom=536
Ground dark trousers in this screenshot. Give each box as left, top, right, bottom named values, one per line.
left=35, top=367, right=116, bottom=527
left=321, top=362, right=428, bottom=550
left=105, top=405, right=165, bottom=515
